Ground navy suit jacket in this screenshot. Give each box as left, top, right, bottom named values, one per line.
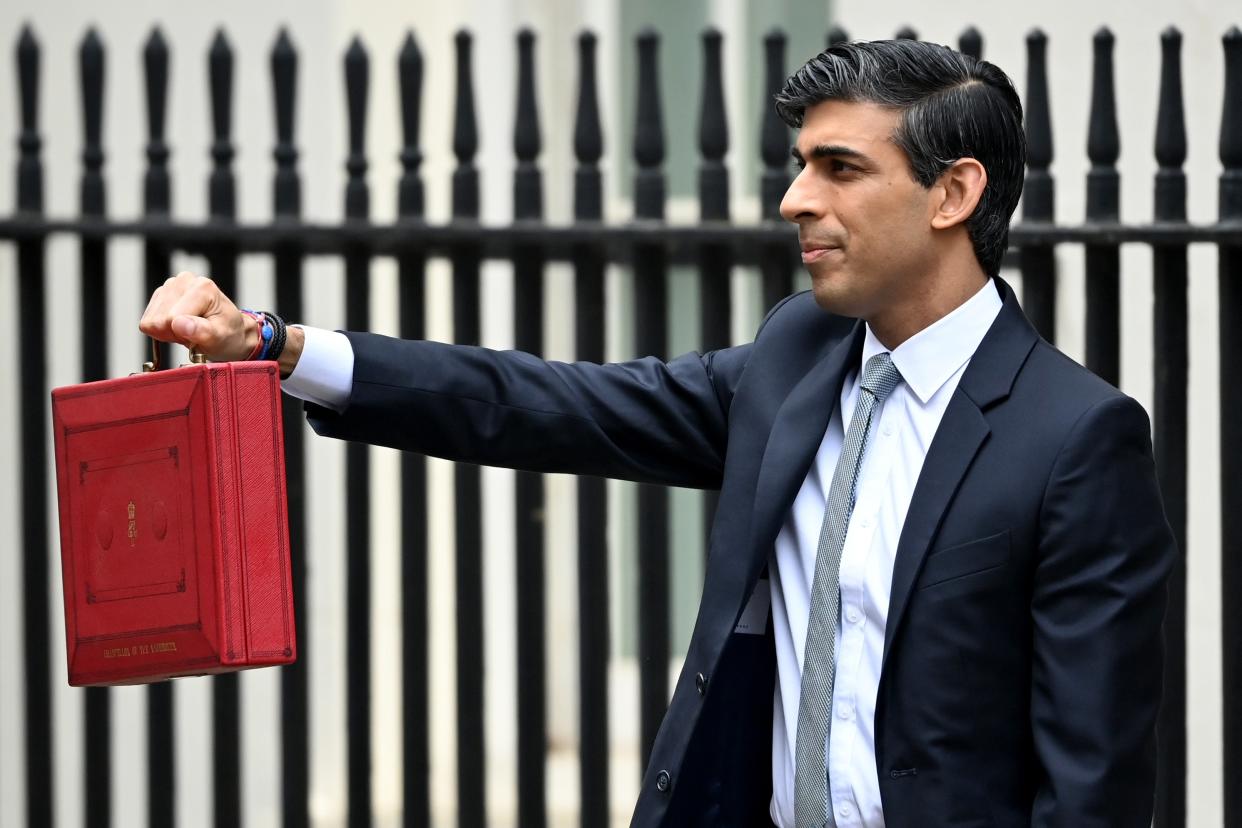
left=305, top=277, right=1175, bottom=827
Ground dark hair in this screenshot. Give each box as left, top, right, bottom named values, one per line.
left=774, top=39, right=1025, bottom=276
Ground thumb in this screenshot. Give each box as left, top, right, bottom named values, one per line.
left=171, top=315, right=205, bottom=345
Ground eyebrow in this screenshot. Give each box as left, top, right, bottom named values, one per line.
left=790, top=144, right=875, bottom=166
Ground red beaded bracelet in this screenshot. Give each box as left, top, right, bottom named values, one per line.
left=241, top=310, right=266, bottom=360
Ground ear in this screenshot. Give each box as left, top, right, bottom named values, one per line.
left=930, top=158, right=987, bottom=230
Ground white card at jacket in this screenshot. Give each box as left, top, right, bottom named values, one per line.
left=734, top=578, right=770, bottom=635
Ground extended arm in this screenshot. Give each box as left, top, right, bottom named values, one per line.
left=303, top=331, right=753, bottom=489
left=1029, top=395, right=1176, bottom=826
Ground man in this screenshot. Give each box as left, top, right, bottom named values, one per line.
left=141, top=39, right=1174, bottom=828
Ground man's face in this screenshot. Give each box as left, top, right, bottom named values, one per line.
left=780, top=99, right=937, bottom=321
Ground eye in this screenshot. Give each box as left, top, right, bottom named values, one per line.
left=830, top=158, right=858, bottom=173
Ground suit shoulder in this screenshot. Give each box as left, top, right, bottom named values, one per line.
left=1019, top=339, right=1147, bottom=432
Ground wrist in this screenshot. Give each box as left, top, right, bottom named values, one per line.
left=278, top=325, right=305, bottom=380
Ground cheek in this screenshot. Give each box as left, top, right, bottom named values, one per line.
left=873, top=185, right=931, bottom=247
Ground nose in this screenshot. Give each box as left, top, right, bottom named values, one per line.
left=779, top=168, right=821, bottom=225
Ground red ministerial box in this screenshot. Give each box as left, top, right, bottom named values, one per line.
left=51, top=360, right=296, bottom=686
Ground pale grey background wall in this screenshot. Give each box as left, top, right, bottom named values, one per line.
left=0, top=0, right=1233, bottom=825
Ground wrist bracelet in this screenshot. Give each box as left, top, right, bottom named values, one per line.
left=241, top=310, right=266, bottom=360
left=262, top=312, right=288, bottom=363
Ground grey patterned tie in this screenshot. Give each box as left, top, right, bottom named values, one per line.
left=795, top=352, right=903, bottom=828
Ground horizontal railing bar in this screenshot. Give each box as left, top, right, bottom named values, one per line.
left=1, top=217, right=1240, bottom=259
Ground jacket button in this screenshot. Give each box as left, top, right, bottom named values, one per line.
left=655, top=769, right=672, bottom=793
left=695, top=672, right=708, bottom=695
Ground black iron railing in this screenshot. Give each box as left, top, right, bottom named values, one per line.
left=3, top=20, right=1241, bottom=828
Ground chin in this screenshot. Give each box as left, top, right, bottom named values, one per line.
left=809, top=272, right=862, bottom=319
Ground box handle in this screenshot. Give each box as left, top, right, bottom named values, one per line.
left=142, top=338, right=207, bottom=372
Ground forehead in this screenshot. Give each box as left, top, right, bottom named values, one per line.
left=794, top=99, right=903, bottom=155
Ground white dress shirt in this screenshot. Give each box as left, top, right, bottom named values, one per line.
left=280, top=325, right=354, bottom=412
left=768, top=280, right=1002, bottom=828
left=277, top=282, right=1004, bottom=828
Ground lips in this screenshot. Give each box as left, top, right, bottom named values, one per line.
left=801, top=245, right=839, bottom=263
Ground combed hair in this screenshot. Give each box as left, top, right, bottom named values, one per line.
left=774, top=39, right=1026, bottom=276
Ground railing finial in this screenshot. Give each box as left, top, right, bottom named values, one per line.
left=143, top=25, right=171, bottom=215
left=827, top=25, right=849, bottom=47
left=573, top=30, right=603, bottom=222
left=633, top=28, right=664, bottom=220
left=1221, top=26, right=1242, bottom=172
left=398, top=30, right=424, bottom=218
left=209, top=28, right=235, bottom=219
left=1025, top=28, right=1054, bottom=171
left=573, top=31, right=603, bottom=166
left=1155, top=27, right=1187, bottom=171
left=18, top=23, right=44, bottom=214
left=959, top=25, right=983, bottom=60
left=514, top=28, right=542, bottom=221
left=514, top=28, right=541, bottom=166
left=1087, top=26, right=1120, bottom=168
left=452, top=29, right=479, bottom=219
left=761, top=29, right=789, bottom=221
left=343, top=35, right=369, bottom=220
left=271, top=27, right=299, bottom=218
left=699, top=27, right=729, bottom=221
left=79, top=28, right=105, bottom=217
left=698, top=27, right=728, bottom=164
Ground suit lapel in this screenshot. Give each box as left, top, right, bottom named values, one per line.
left=746, top=320, right=865, bottom=583
left=881, top=277, right=1040, bottom=668
left=881, top=393, right=989, bottom=665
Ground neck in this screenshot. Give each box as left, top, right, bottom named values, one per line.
left=867, top=269, right=990, bottom=351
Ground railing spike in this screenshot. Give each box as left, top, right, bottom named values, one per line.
left=1025, top=28, right=1054, bottom=170
left=1088, top=26, right=1120, bottom=167
left=16, top=25, right=43, bottom=213
left=959, top=25, right=983, bottom=60
left=343, top=34, right=369, bottom=220
left=633, top=28, right=665, bottom=221
left=453, top=30, right=478, bottom=167
left=398, top=30, right=424, bottom=218
left=79, top=27, right=105, bottom=216
left=760, top=29, right=789, bottom=222
left=514, top=28, right=541, bottom=165
left=827, top=25, right=849, bottom=47
left=634, top=28, right=664, bottom=171
left=1020, top=27, right=1056, bottom=341
left=513, top=28, right=542, bottom=221
left=698, top=27, right=728, bottom=221
left=698, top=27, right=727, bottom=164
left=209, top=27, right=235, bottom=219
left=143, top=24, right=170, bottom=214
left=573, top=31, right=603, bottom=166
left=1155, top=27, right=1187, bottom=170
left=271, top=27, right=299, bottom=218
left=1221, top=26, right=1242, bottom=171
left=452, top=29, right=479, bottom=218
left=573, top=30, right=603, bottom=222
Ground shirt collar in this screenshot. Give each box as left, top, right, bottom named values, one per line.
left=859, top=278, right=1004, bottom=405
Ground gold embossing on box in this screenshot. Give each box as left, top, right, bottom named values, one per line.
left=127, top=500, right=137, bottom=546
left=101, top=641, right=177, bottom=658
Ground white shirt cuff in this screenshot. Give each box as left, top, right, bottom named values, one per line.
left=280, top=324, right=354, bottom=413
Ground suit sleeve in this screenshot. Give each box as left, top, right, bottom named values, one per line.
left=302, top=331, right=753, bottom=489
left=1029, top=395, right=1176, bottom=827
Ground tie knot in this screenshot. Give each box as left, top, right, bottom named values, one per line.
left=860, top=352, right=902, bottom=401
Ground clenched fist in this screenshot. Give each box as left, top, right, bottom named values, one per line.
left=139, top=272, right=257, bottom=362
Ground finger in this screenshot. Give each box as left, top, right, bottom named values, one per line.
left=139, top=288, right=182, bottom=342
left=140, top=272, right=204, bottom=340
